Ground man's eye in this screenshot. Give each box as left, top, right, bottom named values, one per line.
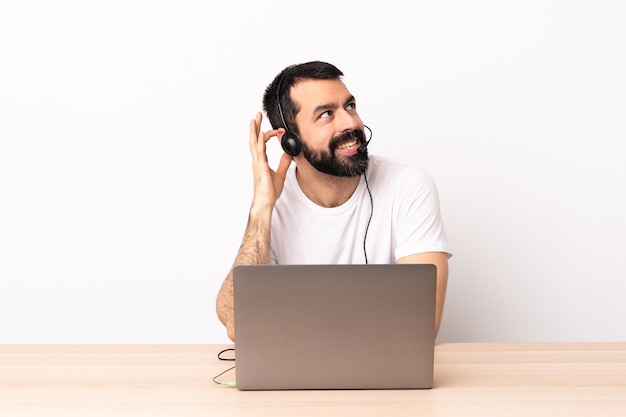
left=320, top=110, right=332, bottom=119
left=346, top=102, right=356, bottom=110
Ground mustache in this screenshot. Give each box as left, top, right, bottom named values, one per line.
left=329, top=129, right=365, bottom=150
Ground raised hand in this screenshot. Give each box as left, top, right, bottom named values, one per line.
left=249, top=112, right=293, bottom=213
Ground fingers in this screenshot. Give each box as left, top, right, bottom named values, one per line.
left=249, top=112, right=285, bottom=155
left=249, top=112, right=262, bottom=147
left=276, top=151, right=293, bottom=177
left=249, top=116, right=269, bottom=163
left=260, top=128, right=283, bottom=143
left=249, top=117, right=261, bottom=154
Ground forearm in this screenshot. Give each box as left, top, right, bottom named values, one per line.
left=433, top=259, right=448, bottom=338
left=397, top=252, right=449, bottom=338
left=216, top=207, right=273, bottom=341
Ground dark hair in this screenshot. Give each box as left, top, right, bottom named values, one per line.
left=262, top=61, right=344, bottom=135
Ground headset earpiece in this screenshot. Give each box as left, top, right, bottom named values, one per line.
left=276, top=69, right=301, bottom=156
left=281, top=132, right=302, bottom=156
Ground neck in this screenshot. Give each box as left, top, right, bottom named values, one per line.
left=295, top=164, right=361, bottom=208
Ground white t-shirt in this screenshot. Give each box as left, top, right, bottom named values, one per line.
left=270, top=155, right=452, bottom=264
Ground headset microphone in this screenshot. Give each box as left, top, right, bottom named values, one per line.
left=358, top=125, right=373, bottom=153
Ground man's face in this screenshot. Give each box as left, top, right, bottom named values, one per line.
left=291, top=79, right=369, bottom=177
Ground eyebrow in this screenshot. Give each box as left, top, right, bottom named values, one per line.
left=312, top=94, right=356, bottom=117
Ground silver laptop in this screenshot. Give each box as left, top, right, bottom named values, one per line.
left=233, top=264, right=437, bottom=390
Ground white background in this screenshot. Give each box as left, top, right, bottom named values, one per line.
left=1, top=1, right=625, bottom=344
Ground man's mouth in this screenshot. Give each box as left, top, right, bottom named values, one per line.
left=336, top=139, right=359, bottom=150
left=330, top=129, right=365, bottom=153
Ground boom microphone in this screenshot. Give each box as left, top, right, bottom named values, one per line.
left=358, top=125, right=373, bottom=153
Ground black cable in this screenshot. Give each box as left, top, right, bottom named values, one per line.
left=363, top=172, right=373, bottom=264
left=213, top=348, right=236, bottom=387
left=217, top=348, right=235, bottom=361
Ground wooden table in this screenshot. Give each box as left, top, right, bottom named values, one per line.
left=1, top=343, right=625, bottom=416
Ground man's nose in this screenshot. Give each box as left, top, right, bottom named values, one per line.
left=336, top=109, right=359, bottom=132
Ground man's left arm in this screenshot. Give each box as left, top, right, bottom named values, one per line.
left=397, top=251, right=449, bottom=338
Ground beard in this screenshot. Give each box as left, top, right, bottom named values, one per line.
left=300, top=128, right=369, bottom=177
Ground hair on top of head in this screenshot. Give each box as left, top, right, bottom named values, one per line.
left=262, top=61, right=344, bottom=133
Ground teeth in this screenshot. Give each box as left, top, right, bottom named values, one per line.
left=337, top=140, right=357, bottom=150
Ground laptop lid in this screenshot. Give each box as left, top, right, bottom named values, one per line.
left=233, top=264, right=437, bottom=390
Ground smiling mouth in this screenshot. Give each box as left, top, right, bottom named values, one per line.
left=336, top=139, right=358, bottom=150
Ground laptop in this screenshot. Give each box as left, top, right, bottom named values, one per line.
left=232, top=264, right=437, bottom=390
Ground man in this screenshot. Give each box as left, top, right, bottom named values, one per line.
left=216, top=61, right=452, bottom=342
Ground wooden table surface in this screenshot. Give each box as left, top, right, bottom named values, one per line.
left=1, top=342, right=625, bottom=416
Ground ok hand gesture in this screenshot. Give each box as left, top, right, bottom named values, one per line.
left=248, top=112, right=293, bottom=212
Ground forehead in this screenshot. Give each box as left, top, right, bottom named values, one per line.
left=290, top=78, right=352, bottom=116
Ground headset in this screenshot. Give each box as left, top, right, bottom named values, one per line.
left=275, top=69, right=372, bottom=157
left=276, top=70, right=302, bottom=156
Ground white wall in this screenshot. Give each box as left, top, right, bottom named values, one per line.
left=1, top=1, right=625, bottom=343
